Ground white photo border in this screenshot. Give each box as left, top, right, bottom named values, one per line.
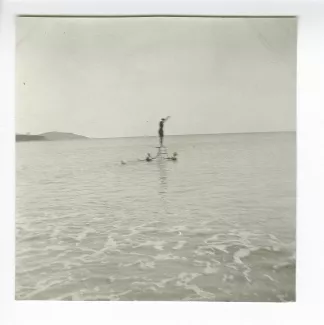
left=1, top=0, right=324, bottom=324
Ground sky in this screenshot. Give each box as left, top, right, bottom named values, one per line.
left=16, top=16, right=297, bottom=138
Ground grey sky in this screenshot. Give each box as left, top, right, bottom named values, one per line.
left=16, top=17, right=297, bottom=138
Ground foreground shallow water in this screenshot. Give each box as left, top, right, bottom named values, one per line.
left=16, top=133, right=296, bottom=301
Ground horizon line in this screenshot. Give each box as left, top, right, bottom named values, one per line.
left=16, top=130, right=296, bottom=140
left=89, top=130, right=296, bottom=140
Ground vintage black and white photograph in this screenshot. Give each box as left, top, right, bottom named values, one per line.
left=16, top=16, right=296, bottom=302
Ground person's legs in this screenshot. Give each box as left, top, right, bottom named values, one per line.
left=159, top=130, right=164, bottom=147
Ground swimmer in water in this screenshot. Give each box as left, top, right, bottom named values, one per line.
left=166, top=152, right=178, bottom=161
left=146, top=153, right=153, bottom=162
left=158, top=116, right=170, bottom=147
left=138, top=153, right=154, bottom=162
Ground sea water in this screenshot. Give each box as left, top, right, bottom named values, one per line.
left=16, top=133, right=296, bottom=301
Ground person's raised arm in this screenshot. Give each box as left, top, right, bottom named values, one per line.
left=164, top=116, right=171, bottom=122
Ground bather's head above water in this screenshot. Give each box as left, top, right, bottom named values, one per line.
left=146, top=153, right=153, bottom=161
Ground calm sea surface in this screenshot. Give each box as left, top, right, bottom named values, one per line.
left=16, top=133, right=296, bottom=301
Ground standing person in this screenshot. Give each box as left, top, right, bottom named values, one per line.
left=158, top=116, right=170, bottom=147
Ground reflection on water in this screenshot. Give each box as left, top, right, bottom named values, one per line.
left=157, top=160, right=168, bottom=194
left=16, top=133, right=296, bottom=301
left=157, top=158, right=169, bottom=214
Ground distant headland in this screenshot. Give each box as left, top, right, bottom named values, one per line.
left=16, top=132, right=89, bottom=142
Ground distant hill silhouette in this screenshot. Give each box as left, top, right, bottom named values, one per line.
left=16, top=134, right=46, bottom=142
left=39, top=132, right=88, bottom=141
left=16, top=132, right=89, bottom=142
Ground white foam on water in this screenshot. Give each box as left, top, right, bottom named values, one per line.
left=104, top=237, right=118, bottom=249
left=269, top=234, right=278, bottom=241
left=21, top=281, right=55, bottom=299
left=185, top=284, right=216, bottom=300
left=138, top=260, right=155, bottom=270
left=75, top=228, right=94, bottom=242
left=177, top=272, right=201, bottom=285
left=172, top=240, right=186, bottom=250
left=263, top=274, right=276, bottom=282
left=212, top=244, right=229, bottom=253
left=203, top=262, right=219, bottom=275
left=154, top=277, right=176, bottom=289
left=243, top=268, right=252, bottom=283
left=133, top=240, right=165, bottom=251
left=273, top=261, right=295, bottom=270
left=154, top=253, right=186, bottom=261
left=233, top=248, right=251, bottom=264
left=193, top=259, right=207, bottom=267
left=204, top=234, right=219, bottom=243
